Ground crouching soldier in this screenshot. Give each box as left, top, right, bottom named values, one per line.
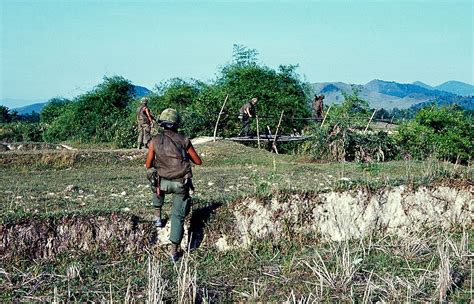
left=145, top=108, right=202, bottom=262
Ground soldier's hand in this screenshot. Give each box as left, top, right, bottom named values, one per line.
left=146, top=168, right=157, bottom=181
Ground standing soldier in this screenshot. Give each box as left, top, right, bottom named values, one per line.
left=312, top=94, right=325, bottom=120
left=137, top=97, right=155, bottom=149
left=238, top=97, right=258, bottom=137
left=145, top=108, right=202, bottom=262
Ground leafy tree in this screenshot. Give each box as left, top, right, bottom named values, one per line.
left=0, top=105, right=11, bottom=123
left=40, top=97, right=71, bottom=124
left=199, top=46, right=311, bottom=137
left=150, top=78, right=204, bottom=113
left=232, top=44, right=259, bottom=66
left=43, top=76, right=134, bottom=143
left=396, top=105, right=473, bottom=163
left=374, top=108, right=390, bottom=120
left=147, top=46, right=311, bottom=139
left=325, top=88, right=371, bottom=129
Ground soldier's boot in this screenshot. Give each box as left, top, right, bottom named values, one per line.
left=170, top=242, right=182, bottom=262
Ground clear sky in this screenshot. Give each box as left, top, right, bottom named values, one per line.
left=1, top=0, right=472, bottom=107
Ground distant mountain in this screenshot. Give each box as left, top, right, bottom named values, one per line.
left=412, top=81, right=433, bottom=90
left=9, top=85, right=152, bottom=115
left=12, top=102, right=48, bottom=115
left=411, top=95, right=474, bottom=111
left=435, top=81, right=474, bottom=96
left=132, top=85, right=151, bottom=98
left=313, top=79, right=472, bottom=110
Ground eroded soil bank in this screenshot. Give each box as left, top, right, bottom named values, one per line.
left=1, top=185, right=472, bottom=260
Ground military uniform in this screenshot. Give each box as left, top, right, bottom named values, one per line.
left=137, top=102, right=152, bottom=149
left=313, top=95, right=324, bottom=119
left=238, top=100, right=255, bottom=137
left=146, top=108, right=202, bottom=261
left=150, top=130, right=192, bottom=245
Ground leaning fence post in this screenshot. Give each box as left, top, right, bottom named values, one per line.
left=272, top=110, right=284, bottom=154
left=364, top=109, right=377, bottom=133
left=320, top=104, right=332, bottom=128
left=213, top=94, right=228, bottom=141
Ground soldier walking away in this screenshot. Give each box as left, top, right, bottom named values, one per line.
left=145, top=108, right=202, bottom=262
left=238, top=97, right=258, bottom=137
left=137, top=97, right=155, bottom=149
left=312, top=94, right=325, bottom=120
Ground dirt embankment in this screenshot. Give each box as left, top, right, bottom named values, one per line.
left=221, top=185, right=473, bottom=250
left=1, top=185, right=472, bottom=260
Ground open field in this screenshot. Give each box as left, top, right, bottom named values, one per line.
left=1, top=140, right=473, bottom=302
left=1, top=140, right=471, bottom=219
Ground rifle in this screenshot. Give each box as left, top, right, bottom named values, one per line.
left=146, top=168, right=161, bottom=197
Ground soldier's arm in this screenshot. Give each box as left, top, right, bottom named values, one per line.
left=186, top=144, right=202, bottom=165
left=144, top=108, right=154, bottom=123
left=145, top=142, right=155, bottom=169
left=245, top=107, right=252, bottom=117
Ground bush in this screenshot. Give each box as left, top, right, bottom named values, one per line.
left=396, top=105, right=473, bottom=163
left=43, top=76, right=134, bottom=145
left=0, top=122, right=44, bottom=142
left=40, top=98, right=71, bottom=124
left=303, top=125, right=397, bottom=162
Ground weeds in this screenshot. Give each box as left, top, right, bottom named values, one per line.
left=1, top=141, right=472, bottom=302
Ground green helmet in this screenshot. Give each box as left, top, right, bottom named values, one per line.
left=140, top=97, right=149, bottom=104
left=159, top=108, right=181, bottom=126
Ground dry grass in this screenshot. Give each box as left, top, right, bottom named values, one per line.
left=1, top=141, right=472, bottom=302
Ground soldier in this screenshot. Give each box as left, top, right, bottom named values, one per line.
left=238, top=97, right=258, bottom=137
left=137, top=97, right=155, bottom=149
left=145, top=108, right=202, bottom=262
left=312, top=94, right=325, bottom=120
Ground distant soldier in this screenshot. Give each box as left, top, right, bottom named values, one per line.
left=137, top=97, right=155, bottom=149
left=238, top=97, right=258, bottom=137
left=312, top=94, right=325, bottom=119
left=145, top=108, right=202, bottom=262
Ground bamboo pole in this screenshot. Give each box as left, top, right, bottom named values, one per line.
left=256, top=115, right=261, bottom=149
left=272, top=111, right=284, bottom=154
left=320, top=104, right=332, bottom=128
left=213, top=94, right=228, bottom=141
left=364, top=109, right=377, bottom=133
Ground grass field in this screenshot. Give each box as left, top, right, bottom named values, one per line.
left=0, top=140, right=472, bottom=302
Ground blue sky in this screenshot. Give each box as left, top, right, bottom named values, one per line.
left=1, top=0, right=472, bottom=107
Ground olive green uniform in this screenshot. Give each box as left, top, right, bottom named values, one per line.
left=137, top=104, right=152, bottom=148
left=238, top=101, right=254, bottom=137
left=151, top=130, right=192, bottom=245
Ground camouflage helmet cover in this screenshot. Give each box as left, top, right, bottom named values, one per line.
left=159, top=108, right=181, bottom=126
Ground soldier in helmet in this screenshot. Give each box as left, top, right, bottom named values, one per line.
left=137, top=97, right=155, bottom=149
left=145, top=108, right=202, bottom=262
left=238, top=97, right=258, bottom=137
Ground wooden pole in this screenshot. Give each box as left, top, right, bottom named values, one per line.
left=256, top=115, right=261, bottom=149
left=364, top=109, right=377, bottom=133
left=213, top=94, right=228, bottom=141
left=272, top=111, right=284, bottom=154
left=320, top=104, right=332, bottom=128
